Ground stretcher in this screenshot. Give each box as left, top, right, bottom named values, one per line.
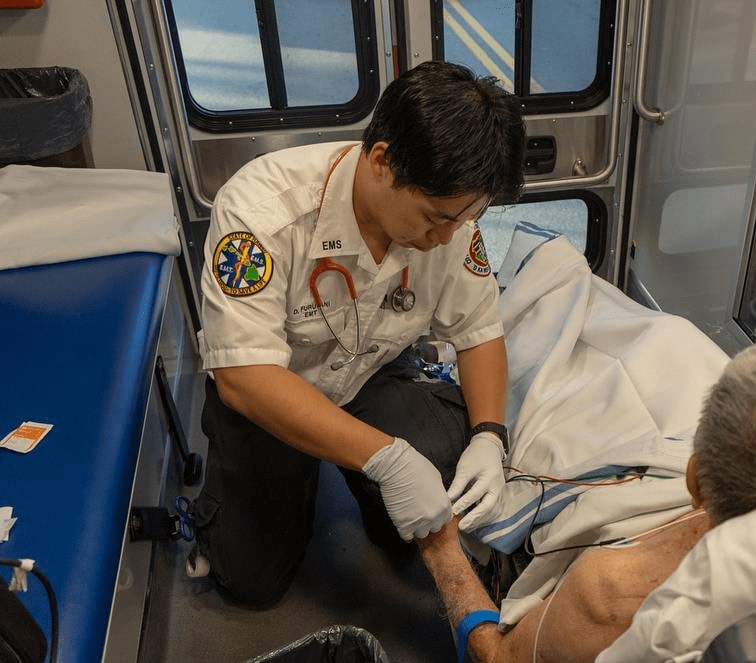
left=0, top=165, right=179, bottom=661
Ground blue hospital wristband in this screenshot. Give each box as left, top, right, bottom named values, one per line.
left=456, top=609, right=501, bottom=663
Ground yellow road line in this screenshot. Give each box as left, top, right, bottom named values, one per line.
left=443, top=11, right=513, bottom=88
left=446, top=0, right=545, bottom=93
left=448, top=0, right=514, bottom=69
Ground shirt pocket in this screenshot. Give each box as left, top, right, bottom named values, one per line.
left=367, top=304, right=435, bottom=359
left=286, top=305, right=349, bottom=368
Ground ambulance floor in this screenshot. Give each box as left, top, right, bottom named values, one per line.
left=141, top=383, right=457, bottom=663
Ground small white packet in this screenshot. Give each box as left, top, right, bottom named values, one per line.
left=0, top=506, right=17, bottom=542
left=0, top=421, right=53, bottom=453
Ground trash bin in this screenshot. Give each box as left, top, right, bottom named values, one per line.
left=241, top=625, right=390, bottom=663
left=0, top=66, right=92, bottom=167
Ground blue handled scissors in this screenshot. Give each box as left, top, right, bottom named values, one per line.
left=174, top=495, right=196, bottom=542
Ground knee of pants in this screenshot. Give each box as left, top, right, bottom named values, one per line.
left=193, top=480, right=317, bottom=609
left=197, top=512, right=305, bottom=608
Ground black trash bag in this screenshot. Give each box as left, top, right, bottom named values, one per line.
left=0, top=575, right=47, bottom=663
left=0, top=66, right=92, bottom=162
left=241, top=625, right=390, bottom=663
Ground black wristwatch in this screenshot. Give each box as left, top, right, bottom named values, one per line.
left=470, top=421, right=509, bottom=457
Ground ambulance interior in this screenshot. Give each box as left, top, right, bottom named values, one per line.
left=1, top=1, right=755, bottom=662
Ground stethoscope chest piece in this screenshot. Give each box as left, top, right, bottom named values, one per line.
left=391, top=286, right=416, bottom=312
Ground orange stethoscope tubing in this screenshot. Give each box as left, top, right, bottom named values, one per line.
left=309, top=260, right=410, bottom=308
left=309, top=146, right=413, bottom=369
left=309, top=259, right=411, bottom=369
left=308, top=257, right=377, bottom=368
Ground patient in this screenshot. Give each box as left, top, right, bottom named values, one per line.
left=417, top=345, right=756, bottom=663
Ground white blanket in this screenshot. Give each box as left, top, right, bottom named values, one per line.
left=475, top=227, right=729, bottom=623
left=0, top=165, right=180, bottom=270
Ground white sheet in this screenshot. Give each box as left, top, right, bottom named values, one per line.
left=0, top=165, right=180, bottom=270
left=474, top=226, right=729, bottom=624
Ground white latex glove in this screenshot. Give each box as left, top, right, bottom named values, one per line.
left=447, top=431, right=506, bottom=531
left=362, top=437, right=452, bottom=541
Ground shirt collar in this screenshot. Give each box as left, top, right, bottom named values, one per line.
left=309, top=143, right=363, bottom=261
left=308, top=143, right=412, bottom=282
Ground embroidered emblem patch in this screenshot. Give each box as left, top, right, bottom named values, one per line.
left=464, top=225, right=492, bottom=276
left=213, top=231, right=273, bottom=296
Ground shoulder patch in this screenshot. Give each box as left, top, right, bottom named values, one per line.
left=212, top=231, right=274, bottom=296
left=464, top=224, right=492, bottom=276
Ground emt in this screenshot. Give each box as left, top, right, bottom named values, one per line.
left=192, top=60, right=526, bottom=607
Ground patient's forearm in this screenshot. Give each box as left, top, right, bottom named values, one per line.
left=418, top=520, right=497, bottom=621
left=417, top=520, right=523, bottom=662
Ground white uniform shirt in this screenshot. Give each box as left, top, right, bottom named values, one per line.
left=200, top=141, right=503, bottom=406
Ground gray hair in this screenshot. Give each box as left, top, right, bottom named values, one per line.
left=693, top=345, right=756, bottom=524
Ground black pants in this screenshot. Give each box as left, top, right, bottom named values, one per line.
left=192, top=353, right=470, bottom=607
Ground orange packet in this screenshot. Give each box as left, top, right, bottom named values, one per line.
left=0, top=421, right=53, bottom=453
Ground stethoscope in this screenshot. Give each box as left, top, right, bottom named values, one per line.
left=309, top=146, right=416, bottom=370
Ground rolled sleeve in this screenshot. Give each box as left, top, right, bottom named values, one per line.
left=200, top=196, right=294, bottom=371
left=432, top=225, right=504, bottom=351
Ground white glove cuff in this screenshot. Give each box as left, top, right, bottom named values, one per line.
left=470, top=431, right=504, bottom=458
left=362, top=437, right=409, bottom=481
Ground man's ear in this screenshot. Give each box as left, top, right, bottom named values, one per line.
left=686, top=453, right=705, bottom=508
left=366, top=141, right=392, bottom=182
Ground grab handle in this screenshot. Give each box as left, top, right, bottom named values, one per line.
left=633, top=0, right=665, bottom=125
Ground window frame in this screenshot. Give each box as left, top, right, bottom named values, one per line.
left=164, top=0, right=381, bottom=132
left=491, top=189, right=608, bottom=270
left=736, top=231, right=756, bottom=342
left=430, top=0, right=617, bottom=114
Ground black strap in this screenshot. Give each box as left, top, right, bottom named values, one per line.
left=470, top=421, right=509, bottom=456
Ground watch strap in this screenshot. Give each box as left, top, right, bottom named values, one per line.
left=470, top=421, right=509, bottom=456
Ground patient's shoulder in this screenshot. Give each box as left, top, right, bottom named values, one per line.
left=566, top=546, right=649, bottom=630
left=569, top=510, right=710, bottom=621
left=525, top=511, right=711, bottom=662
left=526, top=548, right=653, bottom=662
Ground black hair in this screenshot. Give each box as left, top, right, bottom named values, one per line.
left=362, top=60, right=525, bottom=203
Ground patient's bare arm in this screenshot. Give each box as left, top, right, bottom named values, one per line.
left=417, top=514, right=710, bottom=663
left=416, top=518, right=532, bottom=663
left=417, top=518, right=633, bottom=663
